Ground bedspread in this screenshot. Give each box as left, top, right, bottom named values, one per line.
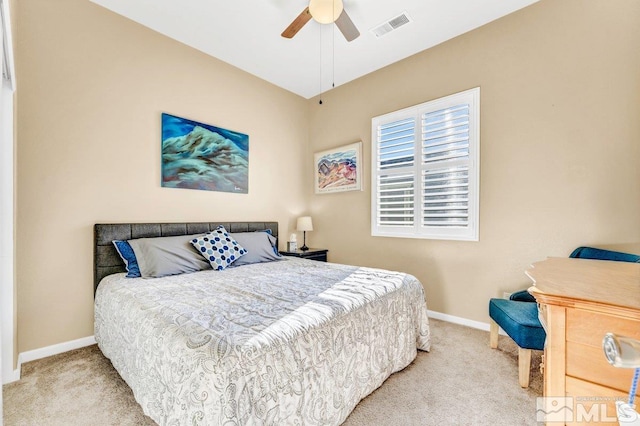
left=94, top=258, right=430, bottom=425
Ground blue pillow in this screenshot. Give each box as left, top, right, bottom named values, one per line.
left=112, top=240, right=141, bottom=278
left=190, top=226, right=247, bottom=270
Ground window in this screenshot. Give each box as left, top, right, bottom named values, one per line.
left=371, top=88, right=480, bottom=241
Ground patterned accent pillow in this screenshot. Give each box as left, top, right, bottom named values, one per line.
left=190, top=226, right=247, bottom=270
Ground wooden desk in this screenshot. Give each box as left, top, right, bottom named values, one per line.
left=527, top=257, right=640, bottom=425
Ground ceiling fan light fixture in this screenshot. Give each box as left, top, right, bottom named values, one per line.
left=309, top=0, right=343, bottom=24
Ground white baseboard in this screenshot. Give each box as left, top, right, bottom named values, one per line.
left=19, top=335, right=96, bottom=364
left=5, top=335, right=97, bottom=383
left=428, top=309, right=507, bottom=336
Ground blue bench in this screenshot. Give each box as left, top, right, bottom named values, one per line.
left=489, top=246, right=640, bottom=388
left=489, top=298, right=545, bottom=387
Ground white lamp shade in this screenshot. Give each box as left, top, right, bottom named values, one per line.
left=297, top=216, right=314, bottom=232
left=309, top=0, right=343, bottom=24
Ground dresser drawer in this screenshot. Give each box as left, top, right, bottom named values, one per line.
left=565, top=376, right=625, bottom=426
left=565, top=309, right=640, bottom=394
left=566, top=308, right=640, bottom=347
left=566, top=341, right=639, bottom=393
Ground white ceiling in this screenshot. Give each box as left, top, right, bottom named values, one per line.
left=90, top=0, right=539, bottom=99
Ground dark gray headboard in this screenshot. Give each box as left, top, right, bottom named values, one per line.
left=94, top=221, right=278, bottom=293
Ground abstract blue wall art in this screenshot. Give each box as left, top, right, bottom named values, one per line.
left=161, top=113, right=249, bottom=193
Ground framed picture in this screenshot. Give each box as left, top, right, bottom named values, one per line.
left=161, top=113, right=249, bottom=193
left=314, top=141, right=363, bottom=194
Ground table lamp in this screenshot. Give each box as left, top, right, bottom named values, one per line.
left=296, top=216, right=313, bottom=251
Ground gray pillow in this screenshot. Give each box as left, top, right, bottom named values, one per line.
left=230, top=231, right=281, bottom=267
left=128, top=234, right=211, bottom=278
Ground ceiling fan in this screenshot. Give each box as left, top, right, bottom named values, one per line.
left=281, top=0, right=360, bottom=42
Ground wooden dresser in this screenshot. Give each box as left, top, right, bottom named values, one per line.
left=527, top=257, right=640, bottom=425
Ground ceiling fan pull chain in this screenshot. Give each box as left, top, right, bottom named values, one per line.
left=332, top=0, right=335, bottom=89
left=319, top=24, right=323, bottom=105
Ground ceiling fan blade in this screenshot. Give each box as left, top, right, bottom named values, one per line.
left=281, top=7, right=312, bottom=39
left=335, top=9, right=360, bottom=42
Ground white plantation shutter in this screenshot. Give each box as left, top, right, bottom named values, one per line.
left=378, top=173, right=415, bottom=226
left=371, top=88, right=479, bottom=240
left=376, top=117, right=415, bottom=227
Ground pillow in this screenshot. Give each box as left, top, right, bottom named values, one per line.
left=128, top=234, right=212, bottom=278
left=260, top=229, right=279, bottom=256
left=112, top=240, right=141, bottom=278
left=230, top=231, right=281, bottom=267
left=190, top=226, right=247, bottom=270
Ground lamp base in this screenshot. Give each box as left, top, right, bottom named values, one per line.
left=300, top=231, right=309, bottom=251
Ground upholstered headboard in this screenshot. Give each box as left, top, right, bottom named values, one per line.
left=94, top=222, right=278, bottom=293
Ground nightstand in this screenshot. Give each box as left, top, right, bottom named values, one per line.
left=279, top=248, right=328, bottom=262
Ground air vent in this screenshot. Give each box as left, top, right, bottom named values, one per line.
left=370, top=12, right=412, bottom=38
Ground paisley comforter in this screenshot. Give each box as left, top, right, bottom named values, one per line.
left=95, top=257, right=431, bottom=425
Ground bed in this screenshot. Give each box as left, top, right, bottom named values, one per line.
left=94, top=222, right=431, bottom=425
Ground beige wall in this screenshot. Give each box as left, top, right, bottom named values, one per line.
left=13, top=0, right=640, bottom=356
left=307, top=0, right=640, bottom=322
left=15, top=0, right=309, bottom=353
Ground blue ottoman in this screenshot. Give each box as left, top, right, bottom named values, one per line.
left=489, top=298, right=546, bottom=387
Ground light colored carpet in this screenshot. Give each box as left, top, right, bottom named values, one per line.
left=3, top=319, right=542, bottom=425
